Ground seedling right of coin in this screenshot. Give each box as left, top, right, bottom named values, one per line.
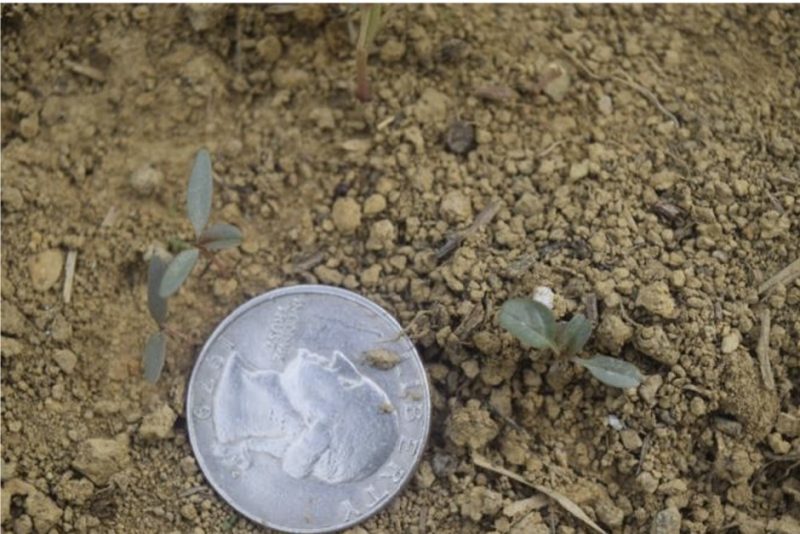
left=499, top=296, right=644, bottom=389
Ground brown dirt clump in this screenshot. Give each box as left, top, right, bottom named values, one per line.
left=2, top=4, right=799, bottom=533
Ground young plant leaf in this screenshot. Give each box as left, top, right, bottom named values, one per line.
left=575, top=355, right=644, bottom=389
left=187, top=148, right=213, bottom=237
left=147, top=254, right=169, bottom=326
left=499, top=298, right=558, bottom=351
left=556, top=314, right=592, bottom=357
left=159, top=247, right=199, bottom=298
left=143, top=331, right=167, bottom=383
left=199, top=222, right=243, bottom=251
left=364, top=5, right=383, bottom=47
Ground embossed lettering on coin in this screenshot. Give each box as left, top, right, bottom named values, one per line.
left=187, top=285, right=430, bottom=533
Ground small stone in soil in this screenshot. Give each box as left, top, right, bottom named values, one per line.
left=53, top=349, right=78, bottom=374
left=438, top=38, right=468, bottom=63
left=596, top=499, right=625, bottom=527
left=362, top=193, right=386, bottom=216
left=721, top=331, right=740, bottom=353
left=444, top=120, right=476, bottom=155
left=620, top=429, right=643, bottom=451
left=598, top=94, right=613, bottom=115
left=440, top=190, right=473, bottom=223
left=256, top=35, right=283, bottom=63
left=138, top=404, right=177, bottom=441
left=380, top=39, right=406, bottom=63
left=651, top=506, right=681, bottom=534
left=1, top=186, right=24, bottom=211
left=597, top=313, right=633, bottom=354
left=1, top=337, right=23, bottom=357
left=1, top=303, right=26, bottom=335
left=636, top=281, right=678, bottom=318
left=542, top=62, right=571, bottom=101
left=25, top=487, right=62, bottom=532
left=446, top=399, right=498, bottom=449
left=29, top=249, right=64, bottom=291
left=331, top=197, right=362, bottom=235
left=458, top=486, right=504, bottom=522
left=366, top=219, right=396, bottom=251
left=72, top=437, right=131, bottom=485
left=129, top=164, right=164, bottom=196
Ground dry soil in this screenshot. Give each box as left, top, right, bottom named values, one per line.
left=1, top=4, right=799, bottom=534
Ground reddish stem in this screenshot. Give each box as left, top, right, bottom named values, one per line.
left=355, top=47, right=370, bottom=102
left=198, top=246, right=230, bottom=277
left=163, top=325, right=194, bottom=345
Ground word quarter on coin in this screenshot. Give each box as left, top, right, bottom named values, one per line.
left=187, top=285, right=431, bottom=533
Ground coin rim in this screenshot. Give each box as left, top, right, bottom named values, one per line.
left=186, top=284, right=431, bottom=533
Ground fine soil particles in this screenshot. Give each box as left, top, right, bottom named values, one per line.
left=2, top=4, right=799, bottom=534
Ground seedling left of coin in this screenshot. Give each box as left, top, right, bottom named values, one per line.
left=143, top=148, right=243, bottom=383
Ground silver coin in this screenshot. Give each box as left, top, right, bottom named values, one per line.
left=187, top=285, right=431, bottom=533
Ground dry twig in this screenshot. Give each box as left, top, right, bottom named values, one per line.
left=583, top=293, right=598, bottom=324
left=473, top=453, right=608, bottom=534
left=292, top=250, right=325, bottom=273
left=63, top=250, right=78, bottom=304
left=756, top=308, right=775, bottom=391
left=557, top=46, right=679, bottom=125
left=100, top=206, right=118, bottom=228
left=611, top=70, right=679, bottom=126
left=758, top=257, right=800, bottom=295
left=437, top=201, right=500, bottom=260
left=65, top=60, right=105, bottom=82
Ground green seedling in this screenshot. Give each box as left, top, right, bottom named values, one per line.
left=142, top=148, right=243, bottom=383
left=354, top=4, right=382, bottom=102
left=499, top=298, right=644, bottom=389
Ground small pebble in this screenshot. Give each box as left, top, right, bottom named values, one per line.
left=20, top=114, right=40, bottom=139
left=1, top=187, right=24, bottom=211
left=331, top=197, right=362, bottom=235
left=138, top=404, right=177, bottom=441
left=720, top=332, right=740, bottom=354
left=360, top=264, right=382, bottom=287
left=444, top=120, right=476, bottom=155
left=256, top=35, right=282, bottom=63
left=440, top=190, right=473, bottom=223
left=53, top=349, right=78, bottom=374
left=366, top=220, right=396, bottom=251
left=637, top=471, right=659, bottom=494
left=636, top=282, right=678, bottom=319
left=620, top=429, right=643, bottom=451
left=542, top=62, right=570, bottom=101
left=363, top=194, right=387, bottom=216
left=595, top=499, right=625, bottom=528
left=767, top=432, right=791, bottom=455
left=569, top=160, right=589, bottom=180
left=689, top=396, right=706, bottom=416
left=651, top=507, right=681, bottom=534
left=639, top=374, right=663, bottom=406
left=380, top=39, right=406, bottom=63
left=439, top=38, right=468, bottom=63
left=130, top=164, right=164, bottom=196
left=29, top=249, right=64, bottom=291
left=598, top=94, right=613, bottom=115
left=180, top=502, right=198, bottom=522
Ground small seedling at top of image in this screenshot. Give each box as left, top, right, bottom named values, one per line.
left=499, top=298, right=644, bottom=389
left=354, top=4, right=382, bottom=102
left=142, top=148, right=243, bottom=383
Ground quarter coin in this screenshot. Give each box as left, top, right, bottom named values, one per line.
left=187, top=285, right=431, bottom=533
